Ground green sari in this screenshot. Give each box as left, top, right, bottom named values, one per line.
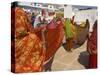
left=64, top=18, right=74, bottom=39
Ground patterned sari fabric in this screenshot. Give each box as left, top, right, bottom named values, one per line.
left=15, top=33, right=45, bottom=72
left=15, top=7, right=32, bottom=38
left=11, top=7, right=45, bottom=73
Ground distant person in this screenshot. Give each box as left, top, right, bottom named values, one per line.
left=33, top=12, right=42, bottom=28
left=34, top=10, right=46, bottom=28
left=31, top=12, right=36, bottom=27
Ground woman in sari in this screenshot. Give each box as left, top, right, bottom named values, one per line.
left=11, top=7, right=45, bottom=73
left=87, top=20, right=97, bottom=68
left=64, top=18, right=76, bottom=51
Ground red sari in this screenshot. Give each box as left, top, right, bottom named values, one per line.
left=35, top=18, right=64, bottom=61
left=87, top=21, right=97, bottom=68
left=45, top=18, right=64, bottom=61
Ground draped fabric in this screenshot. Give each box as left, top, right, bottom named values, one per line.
left=88, top=54, right=97, bottom=68
left=11, top=7, right=45, bottom=73
left=35, top=18, right=64, bottom=61
left=87, top=21, right=97, bottom=68
left=15, top=33, right=45, bottom=72
left=64, top=18, right=76, bottom=39
left=47, top=19, right=57, bottom=29
left=15, top=7, right=35, bottom=38
left=12, top=7, right=64, bottom=72
left=45, top=18, right=64, bottom=61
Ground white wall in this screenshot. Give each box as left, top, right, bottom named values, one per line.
left=74, top=9, right=97, bottom=32
left=64, top=5, right=73, bottom=18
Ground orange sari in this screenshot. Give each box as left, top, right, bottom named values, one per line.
left=11, top=7, right=45, bottom=73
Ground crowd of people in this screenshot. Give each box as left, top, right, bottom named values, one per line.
left=11, top=5, right=97, bottom=72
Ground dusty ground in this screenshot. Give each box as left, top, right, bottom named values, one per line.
left=51, top=41, right=89, bottom=71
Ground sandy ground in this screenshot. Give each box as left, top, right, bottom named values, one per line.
left=51, top=41, right=89, bottom=71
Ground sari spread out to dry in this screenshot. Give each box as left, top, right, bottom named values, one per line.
left=11, top=7, right=45, bottom=73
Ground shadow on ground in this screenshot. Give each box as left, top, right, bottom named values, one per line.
left=62, top=42, right=84, bottom=52
left=78, top=51, right=89, bottom=69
